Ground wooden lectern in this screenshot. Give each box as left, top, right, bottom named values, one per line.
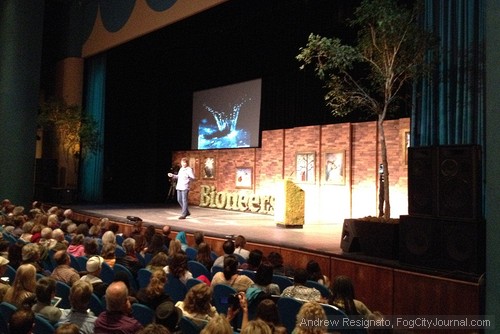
left=274, top=178, right=305, bottom=228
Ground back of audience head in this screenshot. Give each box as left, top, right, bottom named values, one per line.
left=101, top=230, right=116, bottom=245
left=293, top=268, right=309, bottom=285
left=149, top=252, right=169, bottom=268
left=55, top=323, right=80, bottom=334
left=168, top=239, right=182, bottom=257
left=294, top=301, right=327, bottom=334
left=70, top=280, right=93, bottom=311
left=329, top=275, right=358, bottom=315
left=101, top=242, right=116, bottom=259
left=9, top=309, right=35, bottom=334
left=306, top=260, right=323, bottom=281
left=84, top=238, right=99, bottom=256
left=222, top=239, right=235, bottom=255
left=256, top=299, right=281, bottom=326
left=234, top=235, right=246, bottom=249
left=148, top=233, right=166, bottom=254
left=106, top=281, right=130, bottom=312
left=247, top=249, right=263, bottom=269
left=122, top=237, right=136, bottom=254
left=223, top=254, right=239, bottom=280
left=183, top=282, right=213, bottom=314
left=200, top=314, right=233, bottom=334
left=254, top=261, right=274, bottom=286
left=241, top=319, right=272, bottom=334
left=155, top=300, right=182, bottom=333
left=267, top=252, right=283, bottom=269
left=35, top=276, right=57, bottom=304
left=196, top=242, right=212, bottom=259
left=146, top=269, right=167, bottom=296
left=137, top=323, right=171, bottom=334
left=21, top=242, right=40, bottom=263
left=193, top=231, right=204, bottom=246
left=169, top=252, right=189, bottom=278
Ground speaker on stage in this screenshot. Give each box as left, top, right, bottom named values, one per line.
left=437, top=145, right=482, bottom=220
left=408, top=147, right=438, bottom=216
left=340, top=219, right=360, bottom=253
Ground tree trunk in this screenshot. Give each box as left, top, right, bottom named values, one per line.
left=378, top=117, right=391, bottom=220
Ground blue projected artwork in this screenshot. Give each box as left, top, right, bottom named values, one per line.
left=192, top=79, right=262, bottom=150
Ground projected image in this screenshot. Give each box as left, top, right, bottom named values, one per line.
left=192, top=79, right=262, bottom=150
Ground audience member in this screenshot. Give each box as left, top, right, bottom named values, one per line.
left=199, top=314, right=233, bottom=334
left=234, top=235, right=250, bottom=260
left=19, top=221, right=34, bottom=243
left=7, top=240, right=23, bottom=269
left=58, top=280, right=97, bottom=334
left=0, top=257, right=10, bottom=302
left=240, top=249, right=263, bottom=271
left=116, top=237, right=143, bottom=277
left=175, top=231, right=188, bottom=251
left=8, top=308, right=35, bottom=334
left=101, top=242, right=117, bottom=267
left=4, top=263, right=37, bottom=309
left=21, top=242, right=46, bottom=275
left=137, top=323, right=172, bottom=334
left=136, top=269, right=172, bottom=310
left=329, top=275, right=373, bottom=317
left=129, top=219, right=144, bottom=238
left=252, top=261, right=280, bottom=295
left=193, top=231, right=205, bottom=249
left=281, top=268, right=322, bottom=302
left=293, top=301, right=327, bottom=334
left=55, top=323, right=80, bottom=334
left=144, top=225, right=156, bottom=247
left=32, top=276, right=62, bottom=324
left=211, top=254, right=254, bottom=292
left=145, top=233, right=168, bottom=256
left=155, top=300, right=182, bottom=333
left=164, top=252, right=193, bottom=284
left=306, top=259, right=330, bottom=287
left=147, top=252, right=169, bottom=272
left=83, top=237, right=100, bottom=257
left=101, top=230, right=116, bottom=247
left=80, top=255, right=108, bottom=297
left=94, top=281, right=143, bottom=333
left=162, top=225, right=172, bottom=249
left=213, top=239, right=235, bottom=268
left=50, top=250, right=80, bottom=286
left=240, top=319, right=272, bottom=334
left=52, top=228, right=69, bottom=251
left=175, top=282, right=218, bottom=326
left=67, top=234, right=85, bottom=257
left=39, top=227, right=56, bottom=251
left=268, top=252, right=288, bottom=276
left=196, top=242, right=214, bottom=271
left=255, top=299, right=287, bottom=334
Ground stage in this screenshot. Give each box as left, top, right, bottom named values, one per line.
left=70, top=202, right=345, bottom=256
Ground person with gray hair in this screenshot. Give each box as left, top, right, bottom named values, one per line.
left=94, top=281, right=143, bottom=333
left=116, top=237, right=143, bottom=277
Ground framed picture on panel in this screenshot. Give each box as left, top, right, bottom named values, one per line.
left=235, top=167, right=253, bottom=189
left=296, top=152, right=315, bottom=183
left=324, top=151, right=345, bottom=185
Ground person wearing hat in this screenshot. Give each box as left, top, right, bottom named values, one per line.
left=0, top=256, right=10, bottom=302
left=155, top=300, right=182, bottom=333
left=80, top=255, right=108, bottom=297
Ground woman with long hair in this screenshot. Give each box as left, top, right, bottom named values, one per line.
left=211, top=254, right=254, bottom=292
left=147, top=252, right=169, bottom=272
left=164, top=252, right=192, bottom=284
left=4, top=263, right=37, bottom=309
left=328, top=275, right=372, bottom=317
left=176, top=282, right=218, bottom=326
left=306, top=260, right=330, bottom=287
left=253, top=261, right=280, bottom=295
left=136, top=269, right=171, bottom=310
left=195, top=242, right=214, bottom=271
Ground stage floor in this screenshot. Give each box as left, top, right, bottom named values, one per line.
left=71, top=203, right=344, bottom=255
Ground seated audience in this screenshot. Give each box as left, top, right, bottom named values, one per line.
left=306, top=259, right=330, bottom=287
left=8, top=309, right=35, bottom=333
left=200, top=314, right=233, bottom=334
left=193, top=231, right=205, bottom=249
left=175, top=231, right=189, bottom=251
left=234, top=235, right=250, bottom=260
left=7, top=240, right=24, bottom=269
left=55, top=323, right=80, bottom=334
left=51, top=250, right=80, bottom=286
left=136, top=269, right=172, bottom=310
left=175, top=282, right=218, bottom=326
left=58, top=280, right=97, bottom=334
left=145, top=233, right=168, bottom=256
left=213, top=239, right=235, bottom=268
left=115, top=237, right=143, bottom=277
left=329, top=275, right=373, bottom=317
left=161, top=225, right=172, bottom=249
left=155, top=300, right=183, bottom=333
left=252, top=261, right=280, bottom=295
left=268, top=252, right=290, bottom=276
left=293, top=301, right=327, bottom=334
left=67, top=234, right=86, bottom=257
left=101, top=242, right=117, bottom=267
left=147, top=252, right=169, bottom=272
left=211, top=254, right=254, bottom=292
left=52, top=228, right=69, bottom=251
left=80, top=255, right=108, bottom=297
left=255, top=299, right=287, bottom=334
left=241, top=319, right=273, bottom=334
left=196, top=242, right=214, bottom=272
left=239, top=249, right=263, bottom=271
left=32, top=276, right=62, bottom=324
left=94, top=281, right=143, bottom=333
left=83, top=237, right=99, bottom=257
left=21, top=242, right=46, bottom=275
left=137, top=323, right=171, bottom=334
left=281, top=268, right=322, bottom=302
left=164, top=252, right=193, bottom=284
left=0, top=257, right=10, bottom=302
left=167, top=239, right=183, bottom=264
left=4, top=263, right=37, bottom=309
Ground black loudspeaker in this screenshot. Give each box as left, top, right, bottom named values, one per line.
left=399, top=215, right=485, bottom=274
left=340, top=219, right=360, bottom=253
left=408, top=147, right=438, bottom=216
left=437, top=145, right=482, bottom=220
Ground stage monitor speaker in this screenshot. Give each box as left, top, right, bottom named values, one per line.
left=437, top=145, right=482, bottom=220
left=399, top=215, right=485, bottom=274
left=408, top=147, right=438, bottom=216
left=340, top=219, right=360, bottom=253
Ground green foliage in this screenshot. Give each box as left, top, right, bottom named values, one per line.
left=38, top=99, right=100, bottom=159
left=297, top=0, right=435, bottom=220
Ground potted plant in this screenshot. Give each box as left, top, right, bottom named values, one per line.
left=297, top=0, right=435, bottom=259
